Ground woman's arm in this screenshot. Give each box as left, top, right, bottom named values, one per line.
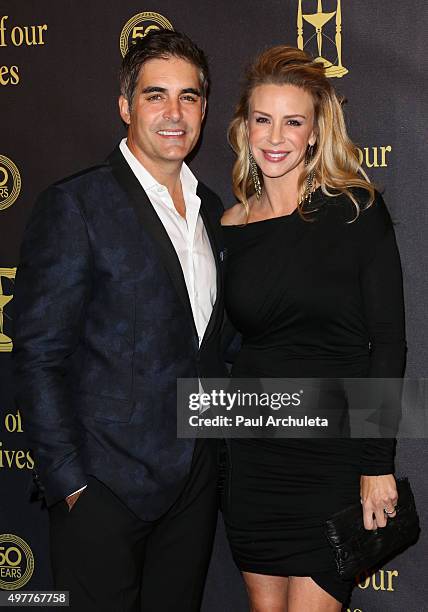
left=358, top=194, right=406, bottom=528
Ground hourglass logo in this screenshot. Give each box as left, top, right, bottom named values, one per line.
left=0, top=156, right=21, bottom=211
left=0, top=267, right=16, bottom=352
left=297, top=0, right=348, bottom=78
left=119, top=12, right=174, bottom=58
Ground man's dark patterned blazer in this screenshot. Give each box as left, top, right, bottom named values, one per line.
left=13, top=146, right=227, bottom=520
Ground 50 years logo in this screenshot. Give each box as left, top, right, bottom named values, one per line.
left=0, top=155, right=21, bottom=211
left=119, top=12, right=173, bottom=57
left=0, top=534, right=34, bottom=590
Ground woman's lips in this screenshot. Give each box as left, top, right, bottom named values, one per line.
left=262, top=150, right=290, bottom=162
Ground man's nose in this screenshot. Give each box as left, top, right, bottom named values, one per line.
left=163, top=98, right=183, bottom=122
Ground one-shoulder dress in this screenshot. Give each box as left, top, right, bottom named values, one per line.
left=221, top=189, right=406, bottom=604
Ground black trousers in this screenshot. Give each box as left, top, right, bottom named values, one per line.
left=48, top=440, right=219, bottom=612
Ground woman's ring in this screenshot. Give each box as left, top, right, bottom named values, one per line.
left=384, top=507, right=396, bottom=516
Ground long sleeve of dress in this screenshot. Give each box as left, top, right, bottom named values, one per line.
left=358, top=196, right=407, bottom=474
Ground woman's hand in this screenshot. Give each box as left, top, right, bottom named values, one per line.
left=360, top=474, right=398, bottom=530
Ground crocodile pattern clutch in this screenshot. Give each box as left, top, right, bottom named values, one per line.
left=325, top=477, right=420, bottom=579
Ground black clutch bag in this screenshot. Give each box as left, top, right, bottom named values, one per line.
left=324, top=477, right=420, bottom=580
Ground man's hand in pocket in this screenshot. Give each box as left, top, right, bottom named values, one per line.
left=65, top=487, right=86, bottom=511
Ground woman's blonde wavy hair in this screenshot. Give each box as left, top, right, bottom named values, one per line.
left=228, top=45, right=375, bottom=219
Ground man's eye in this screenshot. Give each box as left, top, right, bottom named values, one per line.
left=147, top=94, right=163, bottom=101
left=181, top=95, right=197, bottom=102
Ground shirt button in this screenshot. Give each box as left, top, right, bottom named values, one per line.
left=157, top=186, right=165, bottom=193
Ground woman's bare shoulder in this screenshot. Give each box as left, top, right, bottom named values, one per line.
left=221, top=203, right=246, bottom=226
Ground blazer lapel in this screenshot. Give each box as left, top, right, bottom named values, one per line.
left=107, top=146, right=198, bottom=339
left=198, top=186, right=223, bottom=350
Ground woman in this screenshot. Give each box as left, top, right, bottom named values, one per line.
left=221, top=46, right=405, bottom=611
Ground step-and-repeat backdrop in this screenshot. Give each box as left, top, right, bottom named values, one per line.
left=1, top=2, right=427, bottom=610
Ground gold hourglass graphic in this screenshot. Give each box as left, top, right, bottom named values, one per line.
left=297, top=0, right=348, bottom=78
left=0, top=267, right=16, bottom=352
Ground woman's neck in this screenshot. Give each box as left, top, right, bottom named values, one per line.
left=258, top=172, right=299, bottom=217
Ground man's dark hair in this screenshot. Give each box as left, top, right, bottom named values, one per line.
left=120, top=29, right=209, bottom=108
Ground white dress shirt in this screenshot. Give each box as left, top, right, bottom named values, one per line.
left=67, top=141, right=217, bottom=500
left=119, top=138, right=217, bottom=343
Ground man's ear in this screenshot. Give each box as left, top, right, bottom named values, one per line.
left=201, top=97, right=207, bottom=121
left=119, top=95, right=131, bottom=125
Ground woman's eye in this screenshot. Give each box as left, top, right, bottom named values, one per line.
left=255, top=116, right=269, bottom=123
left=288, top=119, right=302, bottom=126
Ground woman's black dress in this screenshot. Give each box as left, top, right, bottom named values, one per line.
left=221, top=189, right=406, bottom=604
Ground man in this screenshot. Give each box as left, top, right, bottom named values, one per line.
left=13, top=30, right=227, bottom=611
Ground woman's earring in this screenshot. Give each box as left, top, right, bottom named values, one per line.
left=249, top=150, right=262, bottom=200
left=300, top=144, right=315, bottom=207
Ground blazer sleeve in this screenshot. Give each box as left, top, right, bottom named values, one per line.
left=13, top=185, right=92, bottom=505
left=358, top=194, right=407, bottom=475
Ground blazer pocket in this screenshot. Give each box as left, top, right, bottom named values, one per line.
left=73, top=391, right=134, bottom=423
